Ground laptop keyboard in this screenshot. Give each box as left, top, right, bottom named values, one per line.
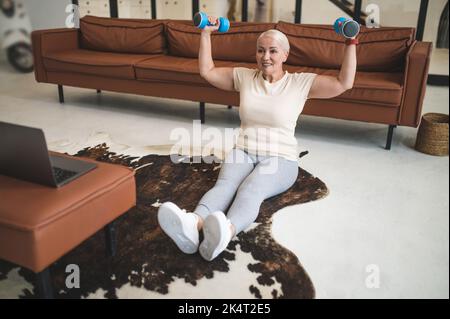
left=52, top=166, right=78, bottom=184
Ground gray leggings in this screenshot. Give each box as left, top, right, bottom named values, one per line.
left=193, top=148, right=299, bottom=234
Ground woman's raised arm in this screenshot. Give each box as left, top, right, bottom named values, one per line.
left=308, top=41, right=357, bottom=99
left=198, top=21, right=235, bottom=92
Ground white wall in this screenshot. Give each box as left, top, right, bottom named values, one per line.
left=19, top=0, right=449, bottom=32
left=156, top=0, right=191, bottom=19
left=154, top=0, right=229, bottom=20
left=362, top=0, right=421, bottom=28
left=78, top=0, right=110, bottom=18
left=362, top=0, right=448, bottom=44
left=118, top=0, right=152, bottom=19
left=23, top=0, right=71, bottom=30
left=199, top=0, right=229, bottom=18
left=422, top=0, right=447, bottom=44
left=301, top=0, right=351, bottom=24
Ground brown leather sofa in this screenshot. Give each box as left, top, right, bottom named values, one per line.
left=32, top=15, right=432, bottom=150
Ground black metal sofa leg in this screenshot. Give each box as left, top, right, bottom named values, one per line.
left=36, top=268, right=54, bottom=299
left=228, top=105, right=232, bottom=109
left=97, top=89, right=101, bottom=94
left=200, top=102, right=205, bottom=124
left=105, top=221, right=117, bottom=258
left=58, top=85, right=64, bottom=104
left=385, top=125, right=396, bottom=150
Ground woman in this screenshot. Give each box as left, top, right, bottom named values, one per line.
left=158, top=17, right=357, bottom=261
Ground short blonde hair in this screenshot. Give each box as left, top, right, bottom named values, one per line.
left=257, top=29, right=290, bottom=54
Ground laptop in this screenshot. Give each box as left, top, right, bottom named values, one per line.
left=0, top=121, right=97, bottom=187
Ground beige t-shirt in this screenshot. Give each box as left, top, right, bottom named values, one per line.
left=233, top=67, right=317, bottom=161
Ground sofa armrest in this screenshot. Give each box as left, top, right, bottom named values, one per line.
left=399, top=41, right=432, bottom=127
left=31, top=28, right=80, bottom=83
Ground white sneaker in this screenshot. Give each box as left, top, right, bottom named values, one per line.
left=157, top=202, right=199, bottom=254
left=199, top=211, right=233, bottom=261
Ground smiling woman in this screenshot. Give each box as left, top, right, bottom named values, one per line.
left=256, top=30, right=289, bottom=83
left=156, top=13, right=357, bottom=262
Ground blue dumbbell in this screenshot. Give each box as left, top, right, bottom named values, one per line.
left=334, top=17, right=360, bottom=38
left=193, top=12, right=230, bottom=33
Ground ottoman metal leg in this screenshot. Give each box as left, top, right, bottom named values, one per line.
left=105, top=221, right=117, bottom=257
left=36, top=268, right=54, bottom=299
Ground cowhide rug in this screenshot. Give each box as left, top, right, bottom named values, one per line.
left=0, top=143, right=328, bottom=299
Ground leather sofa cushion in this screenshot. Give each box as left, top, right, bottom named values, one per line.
left=277, top=21, right=415, bottom=72
left=166, top=21, right=276, bottom=63
left=135, top=55, right=253, bottom=85
left=285, top=65, right=403, bottom=106
left=80, top=15, right=166, bottom=54
left=135, top=55, right=402, bottom=106
left=43, top=49, right=154, bottom=79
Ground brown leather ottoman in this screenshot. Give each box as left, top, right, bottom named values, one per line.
left=0, top=153, right=136, bottom=298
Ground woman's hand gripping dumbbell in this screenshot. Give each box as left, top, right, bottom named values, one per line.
left=193, top=12, right=230, bottom=33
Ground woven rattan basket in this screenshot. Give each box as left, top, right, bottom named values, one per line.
left=415, top=113, right=449, bottom=156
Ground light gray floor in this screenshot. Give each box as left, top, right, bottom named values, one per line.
left=0, top=60, right=448, bottom=299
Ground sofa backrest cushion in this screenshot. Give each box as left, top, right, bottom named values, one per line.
left=80, top=15, right=166, bottom=54
left=276, top=21, right=415, bottom=72
left=166, top=21, right=276, bottom=63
